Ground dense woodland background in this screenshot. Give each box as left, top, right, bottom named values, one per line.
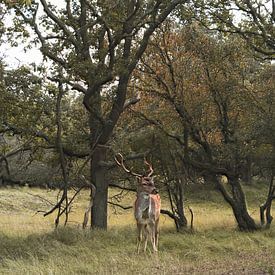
left=0, top=0, right=275, bottom=246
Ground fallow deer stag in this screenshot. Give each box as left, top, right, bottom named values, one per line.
left=115, top=153, right=161, bottom=253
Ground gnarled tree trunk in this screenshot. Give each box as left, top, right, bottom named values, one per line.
left=216, top=175, right=258, bottom=231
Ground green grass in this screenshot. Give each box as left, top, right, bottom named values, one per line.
left=0, top=184, right=274, bottom=274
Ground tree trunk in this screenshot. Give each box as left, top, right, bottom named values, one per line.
left=242, top=155, right=252, bottom=185
left=91, top=146, right=108, bottom=229
left=260, top=174, right=274, bottom=228
left=215, top=176, right=258, bottom=231
left=175, top=181, right=188, bottom=229
left=87, top=92, right=109, bottom=229
left=229, top=177, right=258, bottom=230
left=265, top=201, right=273, bottom=228
left=86, top=75, right=130, bottom=230
left=231, top=203, right=258, bottom=231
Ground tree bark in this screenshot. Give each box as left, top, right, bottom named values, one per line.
left=175, top=181, right=188, bottom=229
left=260, top=174, right=274, bottom=228
left=91, top=146, right=108, bottom=229
left=87, top=89, right=109, bottom=229
left=216, top=175, right=258, bottom=231
left=231, top=203, right=258, bottom=231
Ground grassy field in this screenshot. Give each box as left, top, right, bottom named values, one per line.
left=0, top=183, right=274, bottom=274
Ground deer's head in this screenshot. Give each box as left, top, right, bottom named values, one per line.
left=138, top=176, right=158, bottom=194
left=115, top=153, right=158, bottom=194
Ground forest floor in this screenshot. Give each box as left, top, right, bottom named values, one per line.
left=0, top=182, right=274, bottom=274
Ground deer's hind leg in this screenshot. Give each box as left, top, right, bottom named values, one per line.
left=155, top=218, right=159, bottom=251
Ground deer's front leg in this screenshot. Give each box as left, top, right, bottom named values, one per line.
left=137, top=223, right=143, bottom=254
left=143, top=224, right=149, bottom=252
left=149, top=222, right=158, bottom=252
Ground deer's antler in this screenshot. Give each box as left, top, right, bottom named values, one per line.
left=114, top=153, right=142, bottom=177
left=144, top=159, right=154, bottom=177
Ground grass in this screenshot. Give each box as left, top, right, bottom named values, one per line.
left=0, top=183, right=274, bottom=274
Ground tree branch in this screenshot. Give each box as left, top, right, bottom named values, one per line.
left=40, top=0, right=78, bottom=48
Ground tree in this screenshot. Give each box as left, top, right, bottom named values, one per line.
left=4, top=0, right=187, bottom=229
left=191, top=0, right=275, bottom=59
left=136, top=22, right=265, bottom=230
left=0, top=63, right=54, bottom=184
left=250, top=63, right=275, bottom=228
left=195, top=0, right=275, bottom=226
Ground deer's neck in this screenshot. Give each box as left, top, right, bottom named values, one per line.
left=137, top=191, right=150, bottom=197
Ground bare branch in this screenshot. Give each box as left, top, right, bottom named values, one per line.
left=123, top=91, right=141, bottom=110
left=108, top=201, right=132, bottom=210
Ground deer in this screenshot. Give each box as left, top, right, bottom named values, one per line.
left=115, top=153, right=161, bottom=253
